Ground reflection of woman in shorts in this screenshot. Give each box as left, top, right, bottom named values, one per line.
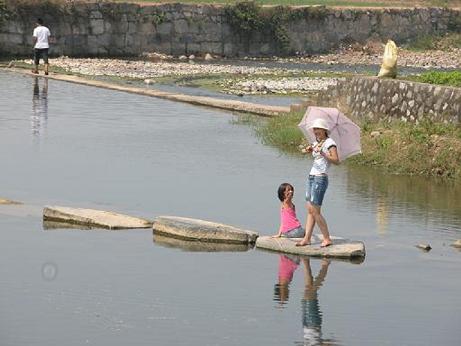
left=301, top=257, right=331, bottom=345
left=297, top=118, right=339, bottom=247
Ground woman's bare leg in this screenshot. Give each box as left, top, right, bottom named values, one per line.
left=311, top=205, right=332, bottom=246
left=296, top=203, right=315, bottom=246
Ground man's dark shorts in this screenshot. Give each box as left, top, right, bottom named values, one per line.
left=34, top=48, right=49, bottom=65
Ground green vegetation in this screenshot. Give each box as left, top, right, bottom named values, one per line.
left=224, top=2, right=329, bottom=55
left=256, top=111, right=461, bottom=179
left=406, top=71, right=461, bottom=88
left=404, top=33, right=461, bottom=52
left=255, top=111, right=306, bottom=152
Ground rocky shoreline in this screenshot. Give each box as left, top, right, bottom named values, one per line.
left=16, top=46, right=459, bottom=96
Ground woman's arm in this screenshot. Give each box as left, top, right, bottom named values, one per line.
left=321, top=146, right=340, bottom=164
left=272, top=207, right=284, bottom=238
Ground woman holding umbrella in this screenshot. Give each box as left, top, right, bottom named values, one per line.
left=296, top=118, right=339, bottom=247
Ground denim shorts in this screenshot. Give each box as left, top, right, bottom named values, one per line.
left=305, top=175, right=329, bottom=206
left=281, top=226, right=305, bottom=238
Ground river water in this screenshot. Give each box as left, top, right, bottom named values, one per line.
left=1, top=71, right=460, bottom=346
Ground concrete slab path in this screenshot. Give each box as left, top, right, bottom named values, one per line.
left=152, top=216, right=259, bottom=244
left=43, top=206, right=152, bottom=230
left=256, top=236, right=366, bottom=258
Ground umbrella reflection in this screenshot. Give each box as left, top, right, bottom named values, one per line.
left=32, top=77, right=48, bottom=137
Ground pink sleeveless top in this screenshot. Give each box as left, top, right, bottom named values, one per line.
left=280, top=205, right=301, bottom=233
left=278, top=255, right=299, bottom=282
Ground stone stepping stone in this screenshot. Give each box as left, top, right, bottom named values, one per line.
left=43, top=206, right=152, bottom=230
left=153, top=234, right=253, bottom=252
left=152, top=216, right=259, bottom=244
left=256, top=236, right=365, bottom=258
left=0, top=198, right=22, bottom=205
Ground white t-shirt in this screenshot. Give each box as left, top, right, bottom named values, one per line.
left=309, top=137, right=337, bottom=175
left=33, top=26, right=51, bottom=49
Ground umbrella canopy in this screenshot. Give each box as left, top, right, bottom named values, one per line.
left=298, top=106, right=361, bottom=161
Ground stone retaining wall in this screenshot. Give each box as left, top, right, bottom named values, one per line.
left=0, top=2, right=459, bottom=57
left=313, top=77, right=461, bottom=123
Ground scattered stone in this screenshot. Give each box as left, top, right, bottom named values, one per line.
left=140, top=51, right=171, bottom=61
left=43, top=206, right=152, bottom=230
left=370, top=131, right=381, bottom=138
left=144, top=79, right=152, bottom=84
left=152, top=216, right=259, bottom=244
left=178, top=55, right=187, bottom=60
left=188, top=54, right=195, bottom=60
left=204, top=53, right=213, bottom=61
left=416, top=243, right=432, bottom=251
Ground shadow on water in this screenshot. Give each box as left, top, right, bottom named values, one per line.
left=344, top=165, right=461, bottom=232
left=273, top=254, right=343, bottom=346
left=152, top=233, right=254, bottom=252
left=31, top=77, right=48, bottom=137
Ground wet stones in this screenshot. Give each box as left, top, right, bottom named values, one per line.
left=256, top=236, right=366, bottom=259
left=152, top=216, right=259, bottom=244
left=0, top=198, right=22, bottom=205
left=43, top=206, right=152, bottom=230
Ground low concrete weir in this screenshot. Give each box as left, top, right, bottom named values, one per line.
left=256, top=236, right=366, bottom=258
left=5, top=68, right=290, bottom=117
left=153, top=234, right=253, bottom=252
left=152, top=216, right=259, bottom=244
left=43, top=206, right=153, bottom=230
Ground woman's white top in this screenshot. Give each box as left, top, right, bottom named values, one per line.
left=310, top=137, right=337, bottom=176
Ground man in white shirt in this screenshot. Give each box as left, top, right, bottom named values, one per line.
left=32, top=18, right=51, bottom=75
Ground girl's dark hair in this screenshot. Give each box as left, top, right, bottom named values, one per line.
left=277, top=183, right=294, bottom=202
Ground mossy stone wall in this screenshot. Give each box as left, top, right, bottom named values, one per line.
left=0, top=2, right=459, bottom=57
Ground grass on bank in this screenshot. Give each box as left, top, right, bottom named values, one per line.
left=257, top=111, right=461, bottom=180
left=405, top=71, right=461, bottom=88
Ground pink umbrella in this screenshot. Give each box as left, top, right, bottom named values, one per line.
left=298, top=106, right=361, bottom=161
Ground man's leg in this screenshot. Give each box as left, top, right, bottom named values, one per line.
left=33, top=49, right=39, bottom=74
left=43, top=49, right=49, bottom=75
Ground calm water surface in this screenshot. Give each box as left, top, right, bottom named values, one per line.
left=1, top=71, right=460, bottom=346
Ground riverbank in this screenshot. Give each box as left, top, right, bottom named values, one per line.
left=257, top=111, right=461, bottom=180
left=4, top=58, right=461, bottom=180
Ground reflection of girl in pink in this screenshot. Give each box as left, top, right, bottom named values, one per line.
left=272, top=183, right=305, bottom=238
left=273, top=254, right=300, bottom=304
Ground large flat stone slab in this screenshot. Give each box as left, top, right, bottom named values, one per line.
left=152, top=216, right=259, bottom=244
left=256, top=236, right=365, bottom=258
left=43, top=206, right=152, bottom=230
left=153, top=234, right=253, bottom=252
left=0, top=198, right=22, bottom=205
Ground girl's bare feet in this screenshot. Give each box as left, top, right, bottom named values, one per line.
left=320, top=241, right=332, bottom=248
left=296, top=240, right=311, bottom=247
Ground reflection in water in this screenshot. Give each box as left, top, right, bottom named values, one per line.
left=273, top=255, right=336, bottom=346
left=376, top=196, right=389, bottom=235
left=346, top=165, right=461, bottom=231
left=31, top=77, right=48, bottom=137
left=152, top=234, right=253, bottom=252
